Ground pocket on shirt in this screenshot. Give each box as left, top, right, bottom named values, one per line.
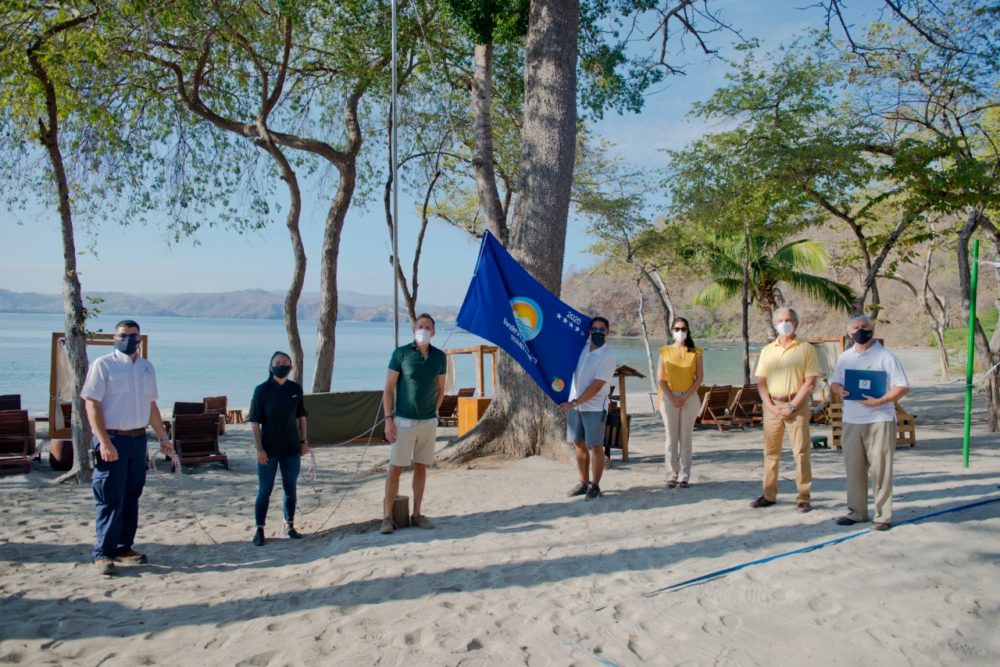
left=108, top=371, right=130, bottom=394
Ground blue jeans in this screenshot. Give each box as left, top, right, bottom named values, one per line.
left=92, top=434, right=148, bottom=561
left=255, top=453, right=301, bottom=526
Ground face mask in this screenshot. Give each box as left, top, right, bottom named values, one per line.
left=114, top=334, right=140, bottom=355
left=672, top=330, right=686, bottom=343
left=775, top=321, right=795, bottom=337
left=591, top=332, right=606, bottom=347
left=270, top=365, right=291, bottom=379
left=851, top=329, right=874, bottom=345
left=414, top=329, right=432, bottom=345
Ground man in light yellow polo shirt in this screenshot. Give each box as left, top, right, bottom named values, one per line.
left=751, top=307, right=820, bottom=512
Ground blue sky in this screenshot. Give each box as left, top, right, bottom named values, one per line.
left=0, top=1, right=872, bottom=307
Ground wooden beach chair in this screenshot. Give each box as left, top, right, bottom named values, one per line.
left=202, top=395, right=227, bottom=436
left=696, top=385, right=738, bottom=432
left=0, top=410, right=34, bottom=475
left=730, top=383, right=763, bottom=427
left=0, top=394, right=21, bottom=411
left=438, top=394, right=459, bottom=427
left=895, top=402, right=917, bottom=448
left=172, top=413, right=228, bottom=470
left=457, top=387, right=476, bottom=398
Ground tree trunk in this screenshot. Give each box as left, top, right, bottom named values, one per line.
left=853, top=212, right=914, bottom=317
left=636, top=279, right=658, bottom=393
left=311, top=95, right=363, bottom=393
left=443, top=0, right=580, bottom=463
left=956, top=207, right=999, bottom=431
left=258, top=142, right=306, bottom=384
left=741, top=222, right=752, bottom=384
left=28, top=29, right=94, bottom=483
left=644, top=268, right=675, bottom=335
left=471, top=42, right=509, bottom=243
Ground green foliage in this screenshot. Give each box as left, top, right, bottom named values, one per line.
left=443, top=0, right=529, bottom=44
left=690, top=234, right=856, bottom=314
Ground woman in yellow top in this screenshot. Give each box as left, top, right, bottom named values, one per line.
left=657, top=317, right=704, bottom=488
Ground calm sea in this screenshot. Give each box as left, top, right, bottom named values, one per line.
left=0, top=312, right=751, bottom=413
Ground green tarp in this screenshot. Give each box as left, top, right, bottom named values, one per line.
left=304, top=391, right=386, bottom=444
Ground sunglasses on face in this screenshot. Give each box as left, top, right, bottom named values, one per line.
left=672, top=327, right=688, bottom=332
left=590, top=328, right=607, bottom=334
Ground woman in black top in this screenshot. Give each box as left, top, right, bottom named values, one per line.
left=248, top=351, right=309, bottom=546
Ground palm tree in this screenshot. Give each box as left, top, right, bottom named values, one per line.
left=694, top=234, right=856, bottom=340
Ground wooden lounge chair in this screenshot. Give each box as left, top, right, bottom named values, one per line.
left=438, top=394, right=459, bottom=427
left=829, top=399, right=916, bottom=449
left=173, top=401, right=205, bottom=416
left=0, top=410, right=33, bottom=475
left=0, top=394, right=21, bottom=411
left=730, top=383, right=763, bottom=427
left=172, top=413, right=228, bottom=470
left=203, top=395, right=227, bottom=436
left=696, top=385, right=739, bottom=432
left=457, top=387, right=475, bottom=397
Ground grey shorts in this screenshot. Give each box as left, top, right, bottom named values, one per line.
left=566, top=409, right=607, bottom=448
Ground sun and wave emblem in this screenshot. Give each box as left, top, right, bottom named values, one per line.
left=551, top=377, right=565, bottom=392
left=510, top=297, right=543, bottom=341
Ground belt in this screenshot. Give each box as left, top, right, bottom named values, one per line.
left=769, top=394, right=795, bottom=403
left=107, top=428, right=147, bottom=437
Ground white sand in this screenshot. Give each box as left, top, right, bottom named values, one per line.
left=1, top=346, right=998, bottom=665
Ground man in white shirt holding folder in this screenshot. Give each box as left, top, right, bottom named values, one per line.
left=830, top=314, right=910, bottom=531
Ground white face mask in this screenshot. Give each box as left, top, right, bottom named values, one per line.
left=775, top=321, right=796, bottom=337
left=414, top=329, right=432, bottom=345
left=672, top=330, right=686, bottom=343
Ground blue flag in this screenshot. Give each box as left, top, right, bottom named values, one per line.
left=457, top=231, right=591, bottom=404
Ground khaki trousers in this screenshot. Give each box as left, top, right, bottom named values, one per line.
left=841, top=421, right=896, bottom=523
left=761, top=402, right=812, bottom=503
left=659, top=392, right=700, bottom=482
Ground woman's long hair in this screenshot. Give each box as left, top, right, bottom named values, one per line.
left=671, top=317, right=696, bottom=351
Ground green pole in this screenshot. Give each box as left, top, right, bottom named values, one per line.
left=963, top=239, right=979, bottom=468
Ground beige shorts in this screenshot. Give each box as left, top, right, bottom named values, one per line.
left=389, top=417, right=438, bottom=467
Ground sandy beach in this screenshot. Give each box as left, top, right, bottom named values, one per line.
left=1, top=346, right=998, bottom=666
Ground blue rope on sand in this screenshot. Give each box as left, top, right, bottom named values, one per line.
left=647, top=487, right=1000, bottom=596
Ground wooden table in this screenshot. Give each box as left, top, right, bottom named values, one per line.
left=457, top=397, right=491, bottom=437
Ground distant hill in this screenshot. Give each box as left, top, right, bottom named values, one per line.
left=0, top=288, right=458, bottom=323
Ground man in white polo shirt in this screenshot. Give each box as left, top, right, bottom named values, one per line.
left=830, top=313, right=909, bottom=531
left=562, top=316, right=616, bottom=501
left=82, top=319, right=173, bottom=575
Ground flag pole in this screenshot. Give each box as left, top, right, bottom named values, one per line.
left=391, top=0, right=400, bottom=348
left=963, top=239, right=979, bottom=468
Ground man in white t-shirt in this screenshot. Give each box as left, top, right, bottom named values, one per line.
left=830, top=314, right=910, bottom=531
left=561, top=316, right=616, bottom=500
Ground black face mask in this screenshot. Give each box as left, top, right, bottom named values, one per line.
left=590, top=332, right=606, bottom=347
left=114, top=335, right=140, bottom=355
left=271, top=365, right=292, bottom=379
left=852, top=329, right=874, bottom=345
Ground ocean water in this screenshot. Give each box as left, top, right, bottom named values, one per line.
left=0, top=312, right=751, bottom=413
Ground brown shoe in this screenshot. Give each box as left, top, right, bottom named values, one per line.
left=115, top=550, right=148, bottom=564
left=379, top=517, right=395, bottom=534
left=796, top=502, right=812, bottom=513
left=749, top=496, right=776, bottom=508
left=410, top=514, right=435, bottom=529
left=872, top=521, right=891, bottom=531
left=95, top=559, right=116, bottom=576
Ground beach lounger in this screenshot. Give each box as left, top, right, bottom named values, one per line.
left=172, top=413, right=228, bottom=470
left=457, top=387, right=475, bottom=398
left=0, top=394, right=21, bottom=411
left=0, top=410, right=34, bottom=475
left=730, top=383, right=763, bottom=427
left=696, top=385, right=739, bottom=432
left=203, top=396, right=227, bottom=436
left=438, top=394, right=459, bottom=427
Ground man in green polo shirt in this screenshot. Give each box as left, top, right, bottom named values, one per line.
left=381, top=313, right=447, bottom=534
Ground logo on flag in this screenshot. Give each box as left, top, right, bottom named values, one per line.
left=457, top=231, right=590, bottom=404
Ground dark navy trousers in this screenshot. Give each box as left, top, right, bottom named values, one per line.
left=92, top=434, right=147, bottom=561
left=255, top=454, right=301, bottom=526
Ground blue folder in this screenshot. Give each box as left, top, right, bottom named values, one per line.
left=843, top=369, right=888, bottom=400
